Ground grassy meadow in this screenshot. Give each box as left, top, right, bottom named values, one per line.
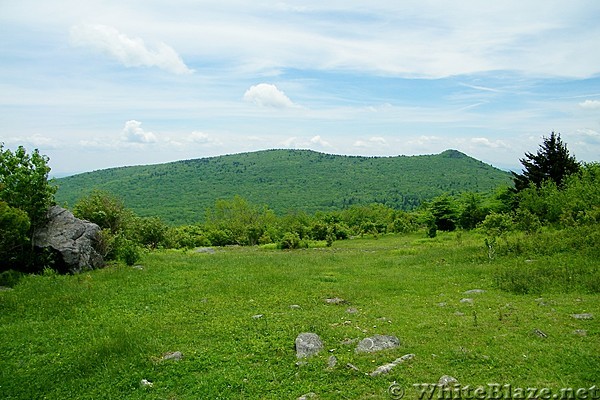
left=1, top=231, right=598, bottom=399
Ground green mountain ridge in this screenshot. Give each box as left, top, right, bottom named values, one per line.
left=54, top=149, right=512, bottom=225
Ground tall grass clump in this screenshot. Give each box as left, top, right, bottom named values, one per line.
left=492, top=225, right=600, bottom=294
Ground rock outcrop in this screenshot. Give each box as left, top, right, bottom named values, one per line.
left=33, top=206, right=104, bottom=273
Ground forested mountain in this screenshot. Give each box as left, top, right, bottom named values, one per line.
left=54, top=149, right=511, bottom=225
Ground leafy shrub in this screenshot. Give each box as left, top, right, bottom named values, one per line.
left=206, top=228, right=234, bottom=247
left=458, top=192, right=488, bottom=230
left=96, top=230, right=140, bottom=265
left=130, top=216, right=167, bottom=249
left=1, top=145, right=56, bottom=272
left=0, top=269, right=25, bottom=287
left=164, top=225, right=210, bottom=249
left=391, top=213, right=418, bottom=233
left=429, top=194, right=458, bottom=231
left=118, top=240, right=141, bottom=266
left=492, top=225, right=600, bottom=294
left=0, top=201, right=31, bottom=272
left=0, top=145, right=56, bottom=229
left=479, top=212, right=513, bottom=238
left=278, top=232, right=307, bottom=249
left=74, top=190, right=133, bottom=234
left=514, top=208, right=542, bottom=234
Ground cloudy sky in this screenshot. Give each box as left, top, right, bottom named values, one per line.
left=1, top=1, right=599, bottom=175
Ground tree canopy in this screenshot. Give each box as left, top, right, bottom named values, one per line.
left=512, top=132, right=580, bottom=192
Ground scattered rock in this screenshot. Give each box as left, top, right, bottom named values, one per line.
left=327, top=355, right=337, bottom=369
left=252, top=314, right=264, bottom=319
left=370, top=353, right=415, bottom=377
left=464, top=289, right=485, bottom=294
left=438, top=375, right=459, bottom=387
left=571, top=313, right=594, bottom=320
left=140, top=379, right=154, bottom=388
left=346, top=307, right=359, bottom=314
left=573, top=329, right=587, bottom=336
left=161, top=351, right=183, bottom=361
left=33, top=206, right=104, bottom=273
left=532, top=328, right=548, bottom=338
left=355, top=334, right=400, bottom=353
left=437, top=302, right=447, bottom=307
left=132, top=265, right=144, bottom=270
left=454, top=311, right=465, bottom=317
left=290, top=304, right=301, bottom=310
left=295, top=333, right=324, bottom=358
left=459, top=298, right=474, bottom=304
left=346, top=363, right=361, bottom=372
left=297, top=392, right=318, bottom=400
left=195, top=247, right=215, bottom=254
left=325, top=297, right=347, bottom=305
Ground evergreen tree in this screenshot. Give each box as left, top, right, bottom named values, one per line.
left=512, top=132, right=580, bottom=192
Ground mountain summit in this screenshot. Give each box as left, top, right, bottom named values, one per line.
left=55, top=149, right=511, bottom=224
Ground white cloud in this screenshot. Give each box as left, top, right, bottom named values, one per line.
left=4, top=134, right=59, bottom=149
left=188, top=131, right=211, bottom=144
left=243, top=83, right=295, bottom=108
left=573, top=129, right=600, bottom=144
left=69, top=23, right=193, bottom=75
left=470, top=137, right=510, bottom=149
left=186, top=131, right=222, bottom=146
left=310, top=135, right=331, bottom=148
left=579, top=100, right=600, bottom=110
left=354, top=136, right=388, bottom=148
left=122, top=120, right=157, bottom=143
left=281, top=136, right=300, bottom=148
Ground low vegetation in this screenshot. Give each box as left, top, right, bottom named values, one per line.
left=0, top=231, right=598, bottom=399
left=0, top=133, right=598, bottom=398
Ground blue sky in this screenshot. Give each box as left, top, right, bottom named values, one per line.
left=1, top=1, right=599, bottom=175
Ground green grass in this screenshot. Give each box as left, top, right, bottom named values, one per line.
left=1, top=232, right=598, bottom=399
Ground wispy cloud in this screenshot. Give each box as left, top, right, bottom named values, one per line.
left=4, top=134, right=59, bottom=150
left=310, top=135, right=331, bottom=148
left=354, top=136, right=388, bottom=148
left=470, top=137, right=510, bottom=149
left=579, top=100, right=600, bottom=110
left=69, top=24, right=193, bottom=75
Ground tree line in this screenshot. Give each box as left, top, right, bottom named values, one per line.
left=1, top=132, right=598, bottom=278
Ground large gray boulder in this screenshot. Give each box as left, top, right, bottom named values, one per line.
left=34, top=206, right=104, bottom=273
left=355, top=334, right=400, bottom=353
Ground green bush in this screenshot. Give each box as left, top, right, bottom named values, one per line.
left=514, top=208, right=542, bottom=234
left=0, top=201, right=31, bottom=272
left=278, top=232, right=307, bottom=249
left=118, top=240, right=141, bottom=266
left=130, top=216, right=167, bottom=249
left=164, top=225, right=210, bottom=249
left=73, top=190, right=133, bottom=234
left=206, top=228, right=234, bottom=246
left=492, top=226, right=600, bottom=294
left=429, top=194, right=458, bottom=231
left=1, top=145, right=56, bottom=272
left=0, top=269, right=25, bottom=287
left=479, top=212, right=513, bottom=238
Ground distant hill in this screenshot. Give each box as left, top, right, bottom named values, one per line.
left=54, top=149, right=512, bottom=225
